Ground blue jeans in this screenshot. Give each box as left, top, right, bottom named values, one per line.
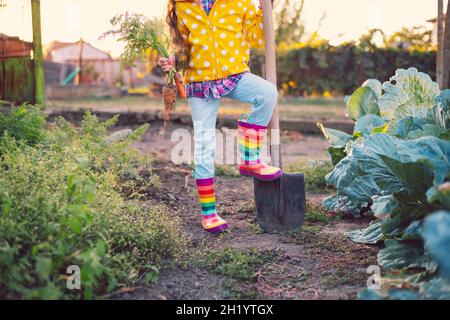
left=189, top=73, right=278, bottom=179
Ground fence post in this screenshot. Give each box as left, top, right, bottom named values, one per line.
left=31, top=0, right=46, bottom=106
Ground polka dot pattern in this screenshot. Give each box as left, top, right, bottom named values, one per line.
left=176, top=0, right=265, bottom=83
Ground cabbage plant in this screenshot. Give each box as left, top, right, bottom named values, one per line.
left=318, top=68, right=450, bottom=300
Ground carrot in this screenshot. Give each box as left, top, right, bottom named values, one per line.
left=159, top=71, right=185, bottom=135
left=160, top=83, right=177, bottom=135
left=103, top=14, right=187, bottom=135
left=175, top=72, right=187, bottom=100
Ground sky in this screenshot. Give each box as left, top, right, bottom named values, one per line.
left=0, top=0, right=445, bottom=57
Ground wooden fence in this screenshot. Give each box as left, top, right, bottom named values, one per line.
left=0, top=34, right=36, bottom=105
left=0, top=56, right=35, bottom=104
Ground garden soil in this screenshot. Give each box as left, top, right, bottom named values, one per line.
left=115, top=122, right=379, bottom=300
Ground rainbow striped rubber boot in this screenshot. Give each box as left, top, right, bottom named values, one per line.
left=196, top=177, right=229, bottom=234
left=237, top=120, right=283, bottom=181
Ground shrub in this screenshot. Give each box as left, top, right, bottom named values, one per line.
left=0, top=111, right=184, bottom=299
left=250, top=45, right=436, bottom=96
left=0, top=103, right=46, bottom=146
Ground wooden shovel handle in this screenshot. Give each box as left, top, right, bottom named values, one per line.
left=262, top=0, right=281, bottom=167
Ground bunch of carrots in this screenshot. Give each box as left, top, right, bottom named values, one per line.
left=102, top=13, right=187, bottom=132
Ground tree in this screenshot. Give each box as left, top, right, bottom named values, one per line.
left=437, top=0, right=444, bottom=86
left=385, top=26, right=433, bottom=50
left=438, top=0, right=450, bottom=89
left=274, top=0, right=305, bottom=45
left=357, top=29, right=386, bottom=51
left=443, top=0, right=450, bottom=88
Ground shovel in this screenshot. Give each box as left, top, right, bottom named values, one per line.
left=254, top=0, right=306, bottom=233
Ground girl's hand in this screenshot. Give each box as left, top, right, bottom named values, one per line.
left=158, top=55, right=175, bottom=73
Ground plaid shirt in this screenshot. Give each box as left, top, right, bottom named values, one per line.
left=199, top=0, right=215, bottom=15
left=186, top=0, right=245, bottom=99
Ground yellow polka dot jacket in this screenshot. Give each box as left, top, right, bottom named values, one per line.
left=175, top=0, right=265, bottom=83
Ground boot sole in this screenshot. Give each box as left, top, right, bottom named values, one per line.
left=239, top=168, right=283, bottom=181
left=206, top=223, right=229, bottom=234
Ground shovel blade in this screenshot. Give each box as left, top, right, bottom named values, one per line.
left=254, top=173, right=306, bottom=233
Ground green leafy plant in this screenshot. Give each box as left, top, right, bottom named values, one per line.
left=318, top=68, right=448, bottom=164
left=0, top=103, right=46, bottom=147
left=346, top=80, right=381, bottom=120
left=378, top=68, right=440, bottom=120
left=0, top=110, right=184, bottom=299
left=102, top=13, right=172, bottom=77
left=324, top=134, right=449, bottom=218
left=102, top=13, right=187, bottom=132
left=359, top=211, right=450, bottom=300
left=318, top=68, right=450, bottom=300
left=433, top=90, right=450, bottom=131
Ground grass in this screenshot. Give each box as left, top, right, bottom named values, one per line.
left=187, top=163, right=240, bottom=178
left=47, top=96, right=346, bottom=120
left=248, top=220, right=264, bottom=234
left=197, top=247, right=279, bottom=281
left=238, top=199, right=256, bottom=213
left=302, top=224, right=324, bottom=234
left=284, top=160, right=334, bottom=194
left=221, top=281, right=260, bottom=299
left=215, top=164, right=240, bottom=177
left=46, top=96, right=161, bottom=111
left=306, top=201, right=338, bottom=224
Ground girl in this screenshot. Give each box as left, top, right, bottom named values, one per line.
left=161, top=0, right=281, bottom=234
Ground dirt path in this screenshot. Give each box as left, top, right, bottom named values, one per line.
left=118, top=122, right=378, bottom=300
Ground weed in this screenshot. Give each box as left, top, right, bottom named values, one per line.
left=284, top=160, right=334, bottom=194
left=197, top=247, right=279, bottom=281
left=302, top=224, right=323, bottom=234
left=306, top=201, right=337, bottom=224
left=221, top=279, right=260, bottom=299
left=215, top=164, right=240, bottom=177
left=187, top=162, right=240, bottom=178
left=248, top=221, right=264, bottom=235
left=238, top=200, right=256, bottom=213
